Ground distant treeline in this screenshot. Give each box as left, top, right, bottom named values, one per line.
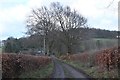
left=84, top=28, right=118, bottom=39
left=2, top=28, right=118, bottom=54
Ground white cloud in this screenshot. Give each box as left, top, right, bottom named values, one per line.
left=27, top=0, right=42, bottom=8
left=0, top=24, right=5, bottom=34
left=0, top=5, right=27, bottom=22
left=98, top=19, right=117, bottom=30
left=0, top=5, right=27, bottom=36
left=71, top=0, right=118, bottom=18
left=0, top=0, right=119, bottom=40
left=0, top=0, right=43, bottom=40
left=71, top=0, right=118, bottom=30
left=71, top=0, right=101, bottom=18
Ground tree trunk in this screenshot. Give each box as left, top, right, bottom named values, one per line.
left=67, top=46, right=72, bottom=54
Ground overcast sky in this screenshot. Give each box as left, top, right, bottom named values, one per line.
left=0, top=0, right=119, bottom=40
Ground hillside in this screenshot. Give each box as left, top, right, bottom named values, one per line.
left=78, top=28, right=118, bottom=39
left=2, top=28, right=118, bottom=54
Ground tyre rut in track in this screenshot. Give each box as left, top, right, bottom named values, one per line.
left=51, top=56, right=90, bottom=79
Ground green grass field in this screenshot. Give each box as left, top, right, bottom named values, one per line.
left=93, top=38, right=118, bottom=47
left=64, top=60, right=118, bottom=78
left=80, top=38, right=118, bottom=52
left=92, top=38, right=118, bottom=42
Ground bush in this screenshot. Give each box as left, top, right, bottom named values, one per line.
left=96, top=47, right=120, bottom=70
left=2, top=53, right=51, bottom=78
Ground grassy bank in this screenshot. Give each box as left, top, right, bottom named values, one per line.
left=19, top=62, right=54, bottom=78
left=63, top=60, right=118, bottom=78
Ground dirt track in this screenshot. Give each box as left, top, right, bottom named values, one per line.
left=51, top=56, right=90, bottom=79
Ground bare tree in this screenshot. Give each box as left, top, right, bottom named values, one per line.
left=26, top=6, right=56, bottom=54
left=26, top=2, right=88, bottom=54
left=50, top=2, right=87, bottom=54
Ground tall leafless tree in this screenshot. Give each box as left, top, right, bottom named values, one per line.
left=26, top=2, right=88, bottom=54
left=50, top=2, right=87, bottom=54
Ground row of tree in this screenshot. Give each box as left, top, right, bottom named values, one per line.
left=87, top=28, right=118, bottom=39
left=3, top=37, right=22, bottom=53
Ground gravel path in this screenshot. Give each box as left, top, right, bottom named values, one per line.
left=51, top=56, right=90, bottom=79
left=51, top=56, right=65, bottom=78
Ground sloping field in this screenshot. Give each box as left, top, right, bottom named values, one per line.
left=80, top=38, right=118, bottom=52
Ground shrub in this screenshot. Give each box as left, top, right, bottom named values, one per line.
left=96, top=47, right=120, bottom=71
left=2, top=53, right=51, bottom=78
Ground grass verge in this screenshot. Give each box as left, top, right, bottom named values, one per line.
left=19, top=62, right=54, bottom=78
left=63, top=60, right=118, bottom=78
